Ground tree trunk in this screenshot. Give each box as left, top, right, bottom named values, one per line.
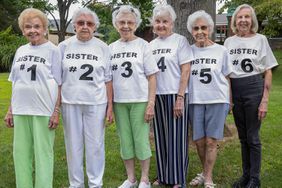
left=167, top=0, right=216, bottom=43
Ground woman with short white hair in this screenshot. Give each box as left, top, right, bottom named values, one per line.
left=187, top=10, right=232, bottom=188
left=59, top=7, right=113, bottom=188
left=225, top=4, right=278, bottom=188
left=110, top=5, right=159, bottom=188
left=150, top=4, right=194, bottom=187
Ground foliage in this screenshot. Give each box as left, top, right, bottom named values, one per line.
left=0, top=27, right=27, bottom=72
left=0, top=0, right=29, bottom=33
left=218, top=0, right=282, bottom=37
left=88, top=2, right=120, bottom=44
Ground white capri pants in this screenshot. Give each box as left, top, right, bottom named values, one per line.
left=62, top=103, right=107, bottom=188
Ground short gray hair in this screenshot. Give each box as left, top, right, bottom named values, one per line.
left=152, top=4, right=177, bottom=22
left=231, top=4, right=258, bottom=34
left=72, top=7, right=100, bottom=28
left=112, top=5, right=142, bottom=29
left=187, top=10, right=214, bottom=37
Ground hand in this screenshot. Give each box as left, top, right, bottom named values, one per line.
left=258, top=101, right=268, bottom=120
left=174, top=97, right=184, bottom=118
left=49, top=111, right=60, bottom=129
left=4, top=110, right=14, bottom=128
left=106, top=104, right=113, bottom=124
left=144, top=103, right=154, bottom=123
left=229, top=103, right=234, bottom=114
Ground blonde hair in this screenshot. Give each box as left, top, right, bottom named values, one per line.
left=18, top=8, right=48, bottom=32
left=231, top=4, right=258, bottom=34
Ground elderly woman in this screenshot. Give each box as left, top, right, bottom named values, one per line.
left=58, top=8, right=113, bottom=188
left=224, top=4, right=278, bottom=188
left=187, top=10, right=232, bottom=188
left=110, top=5, right=158, bottom=188
left=4, top=8, right=61, bottom=188
left=149, top=4, right=194, bottom=187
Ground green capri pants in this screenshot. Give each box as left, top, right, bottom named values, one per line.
left=114, top=102, right=152, bottom=160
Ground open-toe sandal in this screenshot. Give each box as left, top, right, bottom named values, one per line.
left=189, top=173, right=205, bottom=186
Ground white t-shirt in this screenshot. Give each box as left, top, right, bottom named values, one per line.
left=150, top=33, right=194, bottom=94
left=109, top=37, right=159, bottom=102
left=224, top=33, right=278, bottom=78
left=59, top=36, right=111, bottom=105
left=9, top=41, right=61, bottom=116
left=189, top=43, right=232, bottom=104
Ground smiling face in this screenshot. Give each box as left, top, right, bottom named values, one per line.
left=22, top=17, right=46, bottom=45
left=74, top=14, right=96, bottom=42
left=115, top=12, right=137, bottom=41
left=191, top=18, right=210, bottom=45
left=235, top=7, right=253, bottom=36
left=153, top=12, right=173, bottom=38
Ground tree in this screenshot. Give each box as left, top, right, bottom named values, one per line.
left=35, top=0, right=94, bottom=42
left=167, top=0, right=216, bottom=43
left=0, top=0, right=30, bottom=33
left=218, top=0, right=282, bottom=37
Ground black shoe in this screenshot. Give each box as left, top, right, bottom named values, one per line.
left=245, top=178, right=260, bottom=188
left=232, top=176, right=249, bottom=188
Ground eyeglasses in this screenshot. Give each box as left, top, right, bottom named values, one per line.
left=193, top=25, right=208, bottom=31
left=76, top=21, right=95, bottom=27
left=24, top=24, right=43, bottom=30
left=117, top=20, right=136, bottom=27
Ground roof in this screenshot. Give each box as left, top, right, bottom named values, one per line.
left=216, top=13, right=228, bottom=26
left=48, top=19, right=75, bottom=34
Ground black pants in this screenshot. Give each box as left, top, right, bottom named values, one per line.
left=231, top=74, right=264, bottom=181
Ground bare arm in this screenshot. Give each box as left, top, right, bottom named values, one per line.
left=258, top=69, right=272, bottom=120
left=4, top=105, right=13, bottom=128
left=144, top=74, right=157, bottom=123
left=105, top=81, right=113, bottom=124
left=49, top=86, right=61, bottom=129
left=174, top=63, right=190, bottom=118
left=226, top=76, right=233, bottom=113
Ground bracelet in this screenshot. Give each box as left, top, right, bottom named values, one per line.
left=54, top=107, right=60, bottom=113
left=177, top=94, right=184, bottom=99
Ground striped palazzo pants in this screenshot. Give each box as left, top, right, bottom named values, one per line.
left=153, top=94, right=189, bottom=185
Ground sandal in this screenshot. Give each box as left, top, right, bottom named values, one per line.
left=152, top=178, right=162, bottom=186
left=204, top=182, right=216, bottom=188
left=189, top=173, right=205, bottom=186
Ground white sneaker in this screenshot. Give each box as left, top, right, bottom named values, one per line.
left=118, top=180, right=138, bottom=188
left=138, top=182, right=151, bottom=188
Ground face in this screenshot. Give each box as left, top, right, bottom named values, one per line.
left=22, top=17, right=46, bottom=45
left=153, top=13, right=173, bottom=37
left=191, top=18, right=209, bottom=44
left=74, top=14, right=96, bottom=42
left=235, top=8, right=253, bottom=35
left=115, top=13, right=137, bottom=41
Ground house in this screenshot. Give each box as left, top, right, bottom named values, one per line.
left=215, top=13, right=228, bottom=43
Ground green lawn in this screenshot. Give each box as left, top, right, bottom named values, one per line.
left=0, top=50, right=282, bottom=187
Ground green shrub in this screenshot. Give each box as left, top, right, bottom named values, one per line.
left=0, top=27, right=27, bottom=72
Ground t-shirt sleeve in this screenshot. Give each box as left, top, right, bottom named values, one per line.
left=8, top=50, right=18, bottom=82
left=262, top=36, right=278, bottom=70
left=103, top=45, right=112, bottom=82
left=178, top=36, right=194, bottom=65
left=222, top=47, right=233, bottom=76
left=51, top=47, right=62, bottom=85
left=143, top=42, right=159, bottom=76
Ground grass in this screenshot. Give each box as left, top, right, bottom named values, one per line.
left=0, top=50, right=282, bottom=187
